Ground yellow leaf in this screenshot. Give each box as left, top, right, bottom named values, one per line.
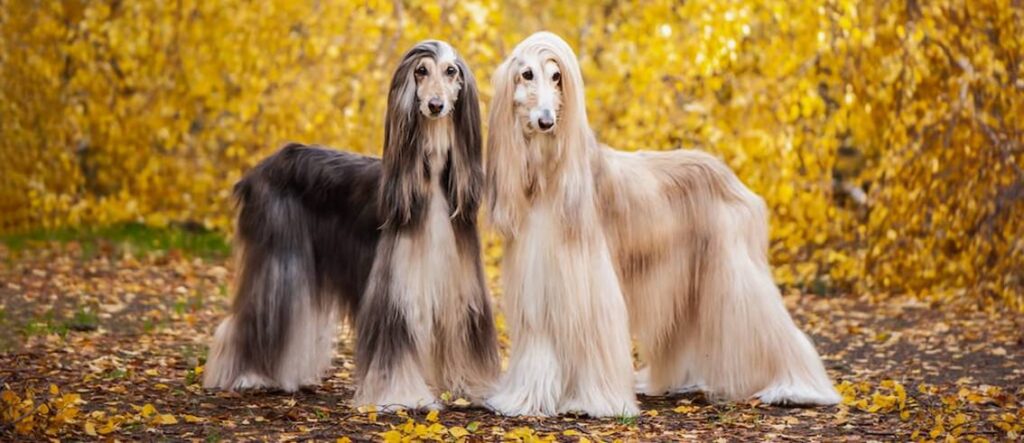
left=931, top=415, right=945, bottom=439
left=673, top=405, right=698, bottom=414
left=427, top=423, right=446, bottom=435
left=450, top=426, right=470, bottom=438
left=508, top=427, right=536, bottom=438
left=336, top=438, right=352, bottom=443
left=379, top=430, right=403, bottom=443
left=49, top=384, right=59, bottom=396
left=141, top=403, right=157, bottom=418
left=563, top=429, right=581, bottom=436
left=153, top=414, right=178, bottom=425
left=144, top=369, right=159, bottom=376
left=778, top=183, right=795, bottom=202
left=84, top=421, right=97, bottom=436
left=426, top=409, right=439, bottom=422
left=98, top=420, right=119, bottom=435
left=183, top=414, right=204, bottom=423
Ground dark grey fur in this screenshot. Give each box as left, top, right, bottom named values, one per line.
left=215, top=41, right=498, bottom=396
left=230, top=145, right=381, bottom=381
left=357, top=40, right=497, bottom=392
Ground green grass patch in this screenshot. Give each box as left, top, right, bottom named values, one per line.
left=104, top=368, right=128, bottom=380
left=615, top=413, right=639, bottom=426
left=18, top=307, right=101, bottom=338
left=67, top=308, right=100, bottom=332
left=20, top=310, right=68, bottom=338
left=1, top=222, right=230, bottom=258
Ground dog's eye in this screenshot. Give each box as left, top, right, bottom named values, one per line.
left=446, top=66, right=457, bottom=76
left=522, top=69, right=533, bottom=81
left=552, top=72, right=561, bottom=82
left=415, top=66, right=428, bottom=76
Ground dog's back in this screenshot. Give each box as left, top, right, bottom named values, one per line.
left=206, top=143, right=383, bottom=391
left=235, top=143, right=383, bottom=310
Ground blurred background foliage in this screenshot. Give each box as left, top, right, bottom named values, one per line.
left=1, top=0, right=1021, bottom=310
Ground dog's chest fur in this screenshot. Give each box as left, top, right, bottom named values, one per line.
left=389, top=120, right=459, bottom=354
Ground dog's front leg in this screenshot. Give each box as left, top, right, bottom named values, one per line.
left=556, top=244, right=639, bottom=418
left=485, top=333, right=563, bottom=416
left=353, top=272, right=439, bottom=412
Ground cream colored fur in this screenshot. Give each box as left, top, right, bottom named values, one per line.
left=485, top=32, right=839, bottom=417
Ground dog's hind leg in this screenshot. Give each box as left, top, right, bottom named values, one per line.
left=686, top=198, right=839, bottom=405
left=204, top=195, right=335, bottom=392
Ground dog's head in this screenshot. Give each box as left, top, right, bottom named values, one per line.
left=381, top=41, right=483, bottom=229
left=391, top=40, right=469, bottom=119
left=508, top=50, right=562, bottom=134
left=486, top=32, right=594, bottom=235
left=492, top=32, right=586, bottom=137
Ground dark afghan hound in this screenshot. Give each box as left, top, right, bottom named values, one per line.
left=204, top=40, right=499, bottom=411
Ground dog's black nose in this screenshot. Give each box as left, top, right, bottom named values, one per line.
left=537, top=116, right=555, bottom=130
left=428, top=99, right=444, bottom=115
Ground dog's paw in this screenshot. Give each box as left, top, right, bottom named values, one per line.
left=484, top=393, right=556, bottom=417
left=371, top=397, right=443, bottom=413
left=231, top=372, right=276, bottom=391
left=755, top=383, right=840, bottom=406
left=559, top=398, right=639, bottom=418
left=633, top=367, right=671, bottom=396
left=633, top=367, right=653, bottom=394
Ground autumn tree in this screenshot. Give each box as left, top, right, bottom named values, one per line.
left=1, top=0, right=1020, bottom=309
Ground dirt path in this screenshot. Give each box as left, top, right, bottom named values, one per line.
left=1, top=244, right=1022, bottom=441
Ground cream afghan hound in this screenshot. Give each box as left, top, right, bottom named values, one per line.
left=203, top=40, right=499, bottom=411
left=485, top=32, right=840, bottom=417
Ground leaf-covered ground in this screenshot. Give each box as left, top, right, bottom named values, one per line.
left=1, top=231, right=1022, bottom=441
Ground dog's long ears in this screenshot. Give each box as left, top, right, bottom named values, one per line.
left=485, top=56, right=532, bottom=235
left=446, top=56, right=483, bottom=223
left=380, top=45, right=429, bottom=229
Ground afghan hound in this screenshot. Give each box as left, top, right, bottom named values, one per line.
left=484, top=32, right=840, bottom=417
left=203, top=40, right=500, bottom=411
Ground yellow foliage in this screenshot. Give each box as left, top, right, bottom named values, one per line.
left=1, top=0, right=1021, bottom=308
left=836, top=379, right=910, bottom=420
left=0, top=385, right=85, bottom=436
left=379, top=416, right=463, bottom=442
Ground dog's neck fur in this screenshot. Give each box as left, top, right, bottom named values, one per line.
left=422, top=117, right=454, bottom=182
left=525, top=130, right=600, bottom=195
left=524, top=133, right=564, bottom=198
